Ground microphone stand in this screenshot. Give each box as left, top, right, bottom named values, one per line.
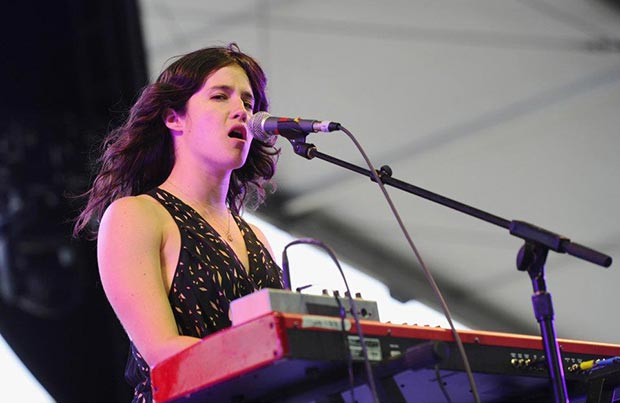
left=286, top=138, right=612, bottom=403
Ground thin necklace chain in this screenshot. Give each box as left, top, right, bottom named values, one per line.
left=165, top=181, right=234, bottom=242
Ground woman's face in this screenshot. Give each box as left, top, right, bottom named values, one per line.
left=169, top=64, right=256, bottom=174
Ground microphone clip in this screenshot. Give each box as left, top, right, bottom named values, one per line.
left=291, top=142, right=317, bottom=160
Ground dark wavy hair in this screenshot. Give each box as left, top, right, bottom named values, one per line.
left=73, top=43, right=278, bottom=238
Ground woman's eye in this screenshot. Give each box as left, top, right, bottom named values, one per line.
left=244, top=101, right=253, bottom=110
left=212, top=94, right=227, bottom=100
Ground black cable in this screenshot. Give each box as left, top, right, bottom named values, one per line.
left=333, top=292, right=357, bottom=403
left=337, top=125, right=481, bottom=403
left=434, top=363, right=453, bottom=403
left=282, top=238, right=380, bottom=403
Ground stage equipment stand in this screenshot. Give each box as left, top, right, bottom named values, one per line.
left=284, top=135, right=612, bottom=403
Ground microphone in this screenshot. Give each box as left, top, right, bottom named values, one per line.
left=249, top=111, right=341, bottom=142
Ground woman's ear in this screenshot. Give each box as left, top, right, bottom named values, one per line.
left=163, top=108, right=184, bottom=132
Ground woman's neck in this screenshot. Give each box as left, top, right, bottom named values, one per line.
left=162, top=164, right=230, bottom=210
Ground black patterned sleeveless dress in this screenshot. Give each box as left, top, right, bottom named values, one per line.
left=124, top=188, right=284, bottom=403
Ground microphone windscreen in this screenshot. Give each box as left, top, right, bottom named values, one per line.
left=248, top=111, right=272, bottom=142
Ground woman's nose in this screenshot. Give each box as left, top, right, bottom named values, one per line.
left=231, top=98, right=249, bottom=121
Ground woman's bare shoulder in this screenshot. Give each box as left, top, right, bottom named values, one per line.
left=99, top=194, right=168, bottom=239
